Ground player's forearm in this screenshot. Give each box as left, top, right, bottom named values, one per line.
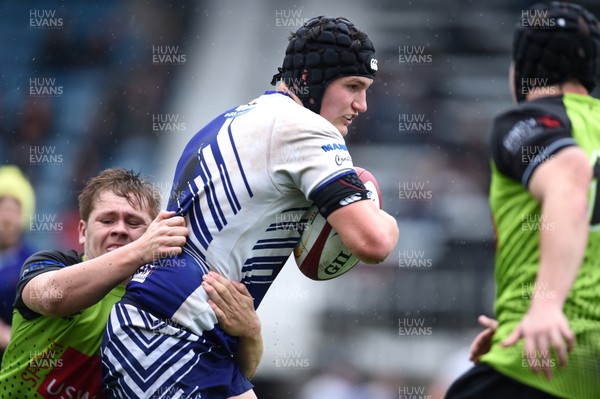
left=234, top=333, right=263, bottom=380
left=534, top=186, right=589, bottom=307
left=25, top=241, right=146, bottom=317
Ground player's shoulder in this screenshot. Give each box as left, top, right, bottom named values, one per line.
left=15, top=249, right=82, bottom=319
left=490, top=96, right=572, bottom=152
left=21, top=249, right=81, bottom=279
left=283, top=109, right=341, bottom=145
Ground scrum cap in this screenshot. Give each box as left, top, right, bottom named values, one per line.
left=271, top=16, right=378, bottom=113
left=513, top=2, right=600, bottom=102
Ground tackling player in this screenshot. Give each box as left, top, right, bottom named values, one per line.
left=101, top=16, right=399, bottom=399
left=446, top=2, right=600, bottom=398
left=0, top=168, right=262, bottom=399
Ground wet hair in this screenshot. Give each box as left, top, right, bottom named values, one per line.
left=78, top=168, right=160, bottom=222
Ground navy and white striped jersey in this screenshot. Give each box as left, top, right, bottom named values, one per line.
left=124, top=91, right=355, bottom=336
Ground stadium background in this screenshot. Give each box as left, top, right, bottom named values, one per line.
left=1, top=0, right=599, bottom=397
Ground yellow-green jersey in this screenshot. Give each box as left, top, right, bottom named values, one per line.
left=482, top=93, right=600, bottom=399
left=0, top=250, right=125, bottom=399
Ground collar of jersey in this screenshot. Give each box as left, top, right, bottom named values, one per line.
left=264, top=90, right=292, bottom=100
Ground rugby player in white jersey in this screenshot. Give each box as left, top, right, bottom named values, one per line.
left=101, top=16, right=399, bottom=399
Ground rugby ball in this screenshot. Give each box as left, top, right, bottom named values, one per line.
left=293, top=167, right=382, bottom=280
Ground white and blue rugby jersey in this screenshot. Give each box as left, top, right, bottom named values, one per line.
left=125, top=91, right=356, bottom=336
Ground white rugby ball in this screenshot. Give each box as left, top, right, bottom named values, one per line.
left=293, top=167, right=382, bottom=280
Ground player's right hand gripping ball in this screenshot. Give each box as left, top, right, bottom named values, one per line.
left=294, top=167, right=382, bottom=280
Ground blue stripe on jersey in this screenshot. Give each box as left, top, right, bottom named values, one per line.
left=182, top=247, right=209, bottom=274
left=106, top=306, right=199, bottom=389
left=212, top=127, right=242, bottom=215
left=114, top=305, right=175, bottom=355
left=241, top=255, right=287, bottom=307
left=252, top=238, right=299, bottom=250
left=227, top=122, right=253, bottom=198
left=22, top=260, right=66, bottom=277
left=189, top=179, right=212, bottom=249
left=178, top=116, right=252, bottom=252
left=102, top=303, right=251, bottom=398
left=241, top=256, right=290, bottom=269
left=166, top=111, right=232, bottom=214
left=220, top=161, right=241, bottom=214
left=199, top=154, right=226, bottom=231
left=187, top=211, right=209, bottom=255
left=266, top=221, right=308, bottom=232
left=181, top=213, right=207, bottom=262
left=255, top=237, right=300, bottom=244
left=282, top=207, right=311, bottom=212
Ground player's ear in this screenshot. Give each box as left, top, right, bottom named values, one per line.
left=78, top=219, right=87, bottom=246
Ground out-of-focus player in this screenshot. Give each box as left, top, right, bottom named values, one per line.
left=446, top=2, right=600, bottom=398
left=0, top=166, right=37, bottom=360
left=101, top=16, right=399, bottom=399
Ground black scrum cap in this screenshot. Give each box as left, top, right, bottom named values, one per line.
left=513, top=2, right=600, bottom=102
left=271, top=16, right=378, bottom=113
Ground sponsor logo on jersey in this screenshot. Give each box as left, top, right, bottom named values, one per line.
left=321, top=143, right=348, bottom=152
left=335, top=154, right=352, bottom=165
left=537, top=115, right=561, bottom=128
left=35, top=347, right=101, bottom=399
left=503, top=114, right=564, bottom=154
left=503, top=117, right=543, bottom=153
left=224, top=107, right=253, bottom=119
left=131, top=264, right=155, bottom=283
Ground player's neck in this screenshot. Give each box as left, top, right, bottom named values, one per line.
left=276, top=81, right=303, bottom=106
left=526, top=80, right=589, bottom=101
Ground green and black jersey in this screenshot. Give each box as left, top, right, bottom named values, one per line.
left=481, top=93, right=600, bottom=399
left=0, top=250, right=124, bottom=399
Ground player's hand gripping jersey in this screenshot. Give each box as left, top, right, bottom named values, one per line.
left=101, top=91, right=371, bottom=398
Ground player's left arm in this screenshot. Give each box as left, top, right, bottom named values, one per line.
left=502, top=146, right=591, bottom=378
left=202, top=271, right=263, bottom=379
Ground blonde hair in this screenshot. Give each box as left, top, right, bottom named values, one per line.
left=0, top=165, right=36, bottom=230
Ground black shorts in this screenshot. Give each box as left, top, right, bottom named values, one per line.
left=445, top=363, right=562, bottom=399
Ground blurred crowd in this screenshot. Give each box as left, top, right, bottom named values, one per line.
left=0, top=1, right=193, bottom=249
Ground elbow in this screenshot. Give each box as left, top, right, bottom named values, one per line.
left=37, top=288, right=68, bottom=317
left=351, top=228, right=398, bottom=264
